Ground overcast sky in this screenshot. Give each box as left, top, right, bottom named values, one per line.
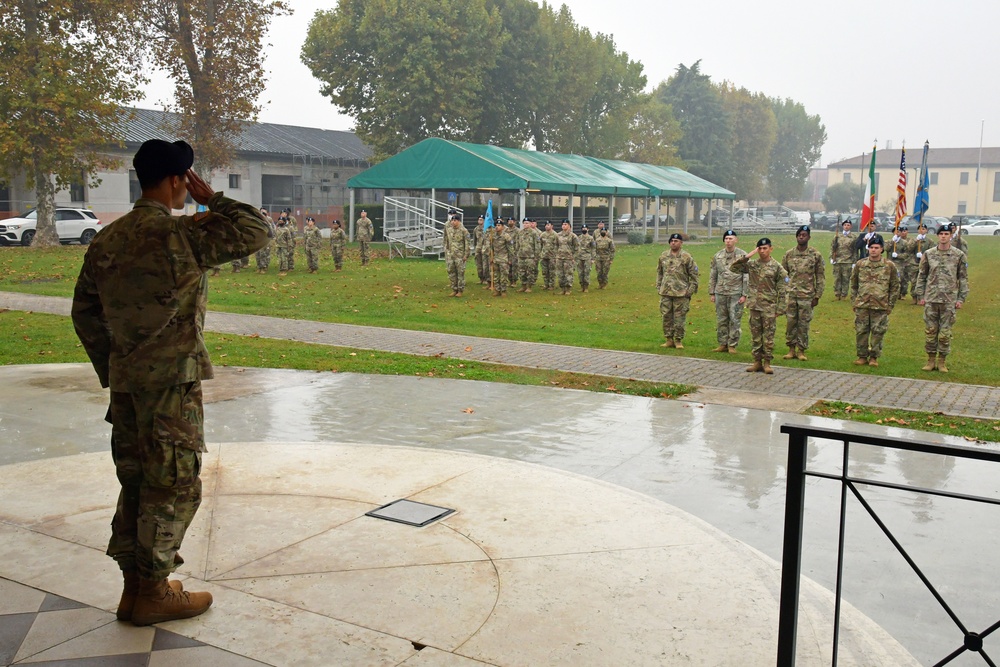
left=141, top=0, right=1000, bottom=167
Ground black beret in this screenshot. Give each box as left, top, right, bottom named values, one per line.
left=899, top=224, right=908, bottom=231
left=938, top=223, right=954, bottom=233
left=723, top=229, right=737, bottom=238
left=867, top=234, right=884, bottom=247
left=478, top=215, right=484, bottom=220
left=132, top=139, right=194, bottom=187
left=796, top=225, right=811, bottom=234
left=668, top=233, right=683, bottom=241
left=561, top=218, right=569, bottom=223
left=757, top=237, right=772, bottom=247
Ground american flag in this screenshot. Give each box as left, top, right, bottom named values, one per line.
left=894, top=148, right=907, bottom=228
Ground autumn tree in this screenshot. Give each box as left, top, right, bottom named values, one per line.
left=141, top=0, right=289, bottom=174
left=768, top=97, right=826, bottom=204
left=823, top=181, right=863, bottom=213
left=719, top=83, right=775, bottom=202
left=0, top=0, right=144, bottom=246
left=605, top=95, right=683, bottom=166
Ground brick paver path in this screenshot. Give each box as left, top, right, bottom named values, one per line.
left=5, top=291, right=998, bottom=420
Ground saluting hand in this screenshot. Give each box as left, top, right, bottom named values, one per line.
left=186, top=169, right=215, bottom=205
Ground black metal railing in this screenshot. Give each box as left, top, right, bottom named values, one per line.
left=777, top=424, right=1000, bottom=666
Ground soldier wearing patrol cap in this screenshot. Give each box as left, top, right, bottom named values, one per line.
left=656, top=233, right=699, bottom=349
left=730, top=237, right=788, bottom=374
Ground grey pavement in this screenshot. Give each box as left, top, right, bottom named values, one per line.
left=3, top=290, right=999, bottom=420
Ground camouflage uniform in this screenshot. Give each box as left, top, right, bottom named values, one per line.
left=489, top=225, right=514, bottom=293
left=507, top=221, right=519, bottom=284
left=356, top=215, right=374, bottom=265
left=517, top=226, right=540, bottom=288
left=731, top=255, right=789, bottom=362
left=286, top=216, right=298, bottom=269
left=575, top=231, right=596, bottom=290
left=443, top=222, right=471, bottom=293
left=555, top=228, right=579, bottom=292
left=303, top=224, right=323, bottom=272
left=230, top=256, right=250, bottom=272
left=782, top=245, right=825, bottom=352
left=329, top=227, right=347, bottom=269
left=275, top=222, right=294, bottom=272
left=255, top=240, right=273, bottom=273
left=830, top=231, right=857, bottom=298
left=540, top=228, right=559, bottom=290
left=709, top=247, right=748, bottom=348
left=890, top=235, right=917, bottom=297
left=594, top=232, right=616, bottom=288
left=656, top=249, right=699, bottom=344
left=71, top=194, right=271, bottom=580
left=915, top=245, right=969, bottom=358
left=473, top=222, right=487, bottom=284
left=850, top=255, right=900, bottom=360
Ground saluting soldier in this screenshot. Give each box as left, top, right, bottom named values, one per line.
left=731, top=238, right=788, bottom=374
left=656, top=233, right=699, bottom=349
left=850, top=234, right=900, bottom=367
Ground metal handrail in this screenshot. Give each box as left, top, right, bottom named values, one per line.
left=777, top=424, right=1000, bottom=666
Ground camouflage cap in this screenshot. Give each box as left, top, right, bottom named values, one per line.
left=132, top=139, right=194, bottom=186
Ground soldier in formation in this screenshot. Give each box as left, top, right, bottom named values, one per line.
left=849, top=234, right=899, bottom=367
left=275, top=214, right=294, bottom=275
left=517, top=220, right=541, bottom=292
left=555, top=220, right=579, bottom=295
left=915, top=223, right=969, bottom=373
left=280, top=210, right=297, bottom=270
left=708, top=230, right=748, bottom=353
left=656, top=233, right=699, bottom=349
left=782, top=225, right=825, bottom=360
left=830, top=219, right=856, bottom=300
left=71, top=139, right=272, bottom=626
left=255, top=207, right=274, bottom=273
left=540, top=221, right=559, bottom=290
left=889, top=224, right=917, bottom=300
left=489, top=221, right=514, bottom=296
left=575, top=226, right=595, bottom=292
left=443, top=214, right=471, bottom=297
left=473, top=215, right=488, bottom=285
left=303, top=216, right=323, bottom=273
left=731, top=238, right=788, bottom=374
left=506, top=218, right=519, bottom=285
left=911, top=223, right=930, bottom=304
left=594, top=226, right=616, bottom=289
left=356, top=209, right=373, bottom=265
left=329, top=220, right=346, bottom=270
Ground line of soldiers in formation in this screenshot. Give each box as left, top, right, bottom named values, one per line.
left=657, top=222, right=969, bottom=375
left=442, top=215, right=617, bottom=297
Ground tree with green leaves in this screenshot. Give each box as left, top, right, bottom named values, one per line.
left=768, top=98, right=826, bottom=204
left=141, top=0, right=289, bottom=174
left=719, top=83, right=775, bottom=202
left=823, top=181, right=863, bottom=213
left=604, top=95, right=683, bottom=166
left=0, top=0, right=144, bottom=246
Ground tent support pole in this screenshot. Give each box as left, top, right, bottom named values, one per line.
left=654, top=195, right=661, bottom=242
left=349, top=189, right=356, bottom=242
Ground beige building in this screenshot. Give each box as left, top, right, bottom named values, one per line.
left=828, top=147, right=1000, bottom=218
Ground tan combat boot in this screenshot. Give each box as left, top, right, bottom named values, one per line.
left=795, top=349, right=808, bottom=361
left=782, top=346, right=797, bottom=360
left=455, top=291, right=463, bottom=298
left=762, top=360, right=774, bottom=374
left=921, top=355, right=937, bottom=371
left=937, top=356, right=948, bottom=373
left=131, top=577, right=212, bottom=626
left=745, top=360, right=763, bottom=372
left=712, top=345, right=727, bottom=353
left=524, top=286, right=531, bottom=293
left=728, top=346, right=739, bottom=354
left=674, top=341, right=684, bottom=350
left=660, top=340, right=675, bottom=348
left=868, top=358, right=879, bottom=367
left=117, top=571, right=185, bottom=622
left=854, top=357, right=868, bottom=366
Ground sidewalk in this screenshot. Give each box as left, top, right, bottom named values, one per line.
left=3, top=290, right=998, bottom=420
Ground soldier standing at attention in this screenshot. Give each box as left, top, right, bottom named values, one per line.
left=540, top=222, right=559, bottom=290
left=731, top=238, right=788, bottom=374
left=329, top=220, right=346, bottom=270
left=575, top=226, right=596, bottom=292
left=709, top=230, right=748, bottom=353
left=284, top=210, right=298, bottom=270
left=555, top=220, right=579, bottom=295
left=516, top=219, right=541, bottom=292
left=356, top=209, right=373, bottom=265
left=255, top=207, right=274, bottom=273
left=594, top=226, right=616, bottom=289
left=656, top=233, right=699, bottom=349
left=782, top=225, right=825, bottom=361
left=71, top=139, right=272, bottom=626
left=890, top=224, right=916, bottom=300
left=830, top=219, right=856, bottom=300
left=850, top=235, right=900, bottom=367
left=443, top=214, right=471, bottom=297
left=303, top=216, right=323, bottom=273
left=473, top=215, right=488, bottom=285
left=275, top=215, right=293, bottom=275
left=914, top=223, right=969, bottom=373
left=489, top=221, right=514, bottom=296
left=506, top=218, right=519, bottom=286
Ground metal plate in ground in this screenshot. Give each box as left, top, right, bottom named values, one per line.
left=365, top=499, right=455, bottom=527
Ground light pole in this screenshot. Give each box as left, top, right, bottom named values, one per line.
left=975, top=119, right=984, bottom=216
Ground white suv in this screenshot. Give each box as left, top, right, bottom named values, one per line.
left=0, top=208, right=103, bottom=246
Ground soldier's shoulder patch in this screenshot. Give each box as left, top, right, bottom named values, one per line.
left=193, top=211, right=209, bottom=223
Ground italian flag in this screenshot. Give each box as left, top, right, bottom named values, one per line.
left=861, top=146, right=876, bottom=228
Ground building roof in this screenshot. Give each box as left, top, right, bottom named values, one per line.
left=829, top=147, right=1000, bottom=169
left=347, top=137, right=732, bottom=198
left=116, top=107, right=372, bottom=163
left=590, top=158, right=735, bottom=199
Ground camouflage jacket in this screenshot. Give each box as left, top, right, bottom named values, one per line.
left=473, top=224, right=486, bottom=254
left=595, top=235, right=616, bottom=258
left=275, top=224, right=294, bottom=249
left=782, top=245, right=825, bottom=300
left=489, top=227, right=513, bottom=262
left=356, top=217, right=373, bottom=242
left=443, top=224, right=471, bottom=260
left=303, top=225, right=323, bottom=249
left=517, top=227, right=540, bottom=259
left=730, top=255, right=788, bottom=317
left=555, top=230, right=579, bottom=260
left=575, top=233, right=596, bottom=260
left=889, top=236, right=916, bottom=266
left=709, top=247, right=748, bottom=297
left=915, top=246, right=970, bottom=304
left=540, top=230, right=559, bottom=259
left=850, top=257, right=900, bottom=310
left=329, top=228, right=347, bottom=250
left=71, top=194, right=272, bottom=392
left=830, top=232, right=857, bottom=264
left=656, top=250, right=699, bottom=298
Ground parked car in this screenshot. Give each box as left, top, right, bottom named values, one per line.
left=959, top=219, right=1000, bottom=236
left=617, top=213, right=637, bottom=227
left=642, top=214, right=675, bottom=226
left=0, top=207, right=103, bottom=246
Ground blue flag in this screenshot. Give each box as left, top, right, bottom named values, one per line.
left=484, top=199, right=495, bottom=230
left=913, top=141, right=930, bottom=225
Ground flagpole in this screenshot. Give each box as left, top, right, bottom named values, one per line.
left=975, top=119, right=984, bottom=216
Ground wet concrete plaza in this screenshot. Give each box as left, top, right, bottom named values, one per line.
left=1, top=363, right=999, bottom=665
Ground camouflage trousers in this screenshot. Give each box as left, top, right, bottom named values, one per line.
left=255, top=246, right=271, bottom=272
left=855, top=307, right=891, bottom=359
left=749, top=309, right=778, bottom=361
left=359, top=241, right=370, bottom=265
left=446, top=256, right=467, bottom=292
left=491, top=259, right=510, bottom=293
left=331, top=247, right=344, bottom=270
left=576, top=258, right=592, bottom=289
left=518, top=257, right=538, bottom=286
left=714, top=293, right=745, bottom=347
left=475, top=251, right=487, bottom=283
left=509, top=257, right=518, bottom=284
left=108, top=382, right=205, bottom=580
left=660, top=295, right=691, bottom=342
left=924, top=302, right=958, bottom=356
left=556, top=258, right=575, bottom=289
left=833, top=264, right=853, bottom=298
left=230, top=256, right=250, bottom=271
left=595, top=257, right=612, bottom=287
left=899, top=263, right=918, bottom=297
left=287, top=246, right=296, bottom=270
left=785, top=298, right=815, bottom=350
left=305, top=247, right=321, bottom=271
left=541, top=257, right=556, bottom=289
left=276, top=247, right=292, bottom=271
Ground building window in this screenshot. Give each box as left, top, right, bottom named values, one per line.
left=993, top=173, right=1000, bottom=202
left=930, top=172, right=939, bottom=186
left=229, top=174, right=241, bottom=189
left=129, top=169, right=142, bottom=203
left=843, top=173, right=852, bottom=183
left=960, top=172, right=969, bottom=185
left=69, top=176, right=85, bottom=202
left=957, top=201, right=967, bottom=214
